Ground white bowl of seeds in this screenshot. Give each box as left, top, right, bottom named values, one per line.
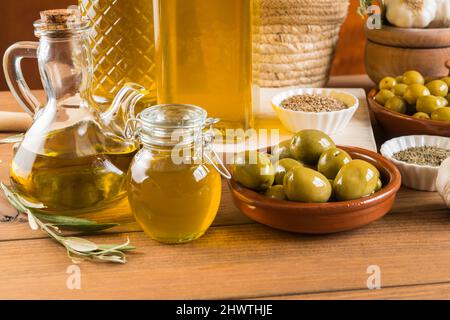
left=271, top=88, right=359, bottom=135
left=380, top=135, right=450, bottom=191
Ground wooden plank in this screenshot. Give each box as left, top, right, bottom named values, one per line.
left=0, top=184, right=253, bottom=241
left=0, top=169, right=447, bottom=241
left=1, top=209, right=450, bottom=299
left=259, top=282, right=450, bottom=300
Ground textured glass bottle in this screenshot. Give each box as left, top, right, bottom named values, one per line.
left=79, top=0, right=156, bottom=109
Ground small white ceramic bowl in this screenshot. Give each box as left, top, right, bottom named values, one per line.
left=271, top=88, right=359, bottom=135
left=380, top=135, right=450, bottom=192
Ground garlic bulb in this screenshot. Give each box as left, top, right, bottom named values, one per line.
left=384, top=0, right=437, bottom=28
left=436, top=157, right=450, bottom=209
left=429, top=0, right=450, bottom=28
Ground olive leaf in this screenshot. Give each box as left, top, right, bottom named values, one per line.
left=33, top=213, right=119, bottom=232
left=98, top=244, right=136, bottom=251
left=27, top=212, right=39, bottom=231
left=0, top=134, right=24, bottom=144
left=63, top=237, right=99, bottom=253
left=0, top=183, right=135, bottom=264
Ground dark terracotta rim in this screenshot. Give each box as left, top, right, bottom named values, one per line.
left=368, top=89, right=450, bottom=128
left=227, top=146, right=402, bottom=213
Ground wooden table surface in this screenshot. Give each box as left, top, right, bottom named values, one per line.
left=0, top=77, right=449, bottom=300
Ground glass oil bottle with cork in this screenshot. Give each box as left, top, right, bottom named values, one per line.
left=3, top=9, right=146, bottom=215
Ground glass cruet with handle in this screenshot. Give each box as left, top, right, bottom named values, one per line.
left=2, top=9, right=150, bottom=215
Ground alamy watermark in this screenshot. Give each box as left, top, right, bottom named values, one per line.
left=66, top=265, right=81, bottom=290
left=365, top=5, right=382, bottom=30
left=367, top=265, right=382, bottom=290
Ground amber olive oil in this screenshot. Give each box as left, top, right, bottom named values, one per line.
left=153, top=0, right=254, bottom=130
left=80, top=0, right=156, bottom=107
left=10, top=122, right=137, bottom=214
left=128, top=152, right=222, bottom=244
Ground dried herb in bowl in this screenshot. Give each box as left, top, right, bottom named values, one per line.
left=280, top=94, right=347, bottom=112
left=393, top=146, right=450, bottom=167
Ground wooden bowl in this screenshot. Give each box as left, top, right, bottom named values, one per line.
left=365, top=25, right=450, bottom=84
left=227, top=146, right=401, bottom=234
left=367, top=89, right=450, bottom=138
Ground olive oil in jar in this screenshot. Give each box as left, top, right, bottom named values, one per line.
left=128, top=155, right=222, bottom=243
left=11, top=122, right=137, bottom=214
left=127, top=104, right=230, bottom=244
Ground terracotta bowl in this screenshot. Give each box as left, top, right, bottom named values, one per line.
left=368, top=89, right=450, bottom=138
left=227, top=146, right=401, bottom=234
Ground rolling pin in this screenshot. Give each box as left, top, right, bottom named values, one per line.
left=0, top=112, right=32, bottom=132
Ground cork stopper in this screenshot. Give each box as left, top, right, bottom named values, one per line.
left=40, top=8, right=81, bottom=26
left=34, top=8, right=87, bottom=36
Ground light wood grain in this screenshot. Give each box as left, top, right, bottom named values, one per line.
left=1, top=209, right=450, bottom=300
left=259, top=282, right=450, bottom=300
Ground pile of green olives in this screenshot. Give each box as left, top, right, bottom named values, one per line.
left=231, top=129, right=383, bottom=203
left=375, top=70, right=450, bottom=122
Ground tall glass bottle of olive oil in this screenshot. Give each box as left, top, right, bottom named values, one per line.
left=153, top=0, right=255, bottom=131
left=79, top=0, right=156, bottom=110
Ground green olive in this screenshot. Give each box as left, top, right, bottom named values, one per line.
left=375, top=89, right=395, bottom=106
left=317, top=148, right=352, bottom=179
left=426, top=80, right=449, bottom=97
left=392, top=83, right=408, bottom=96
left=403, top=84, right=430, bottom=105
left=402, top=70, right=425, bottom=85
left=328, top=179, right=336, bottom=201
left=231, top=151, right=275, bottom=191
left=283, top=167, right=332, bottom=203
left=271, top=140, right=292, bottom=161
left=273, top=158, right=303, bottom=185
left=333, top=160, right=380, bottom=201
left=416, top=95, right=445, bottom=115
left=395, top=76, right=404, bottom=84
left=385, top=96, right=407, bottom=114
left=379, top=77, right=396, bottom=90
left=375, top=179, right=383, bottom=193
left=412, top=112, right=431, bottom=120
left=438, top=96, right=449, bottom=107
left=431, top=107, right=450, bottom=122
left=441, top=77, right=450, bottom=87
left=265, top=185, right=287, bottom=200
left=290, top=129, right=335, bottom=165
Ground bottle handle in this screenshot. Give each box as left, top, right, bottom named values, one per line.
left=3, top=42, right=40, bottom=116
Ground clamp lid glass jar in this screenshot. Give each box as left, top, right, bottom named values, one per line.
left=128, top=104, right=230, bottom=244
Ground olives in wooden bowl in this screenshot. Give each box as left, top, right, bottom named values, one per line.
left=368, top=70, right=450, bottom=138
left=227, top=130, right=402, bottom=234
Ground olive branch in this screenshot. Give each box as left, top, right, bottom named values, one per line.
left=0, top=183, right=135, bottom=264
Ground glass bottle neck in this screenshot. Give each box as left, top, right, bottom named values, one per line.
left=38, top=33, right=92, bottom=106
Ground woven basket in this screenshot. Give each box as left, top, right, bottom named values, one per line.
left=255, top=0, right=349, bottom=88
